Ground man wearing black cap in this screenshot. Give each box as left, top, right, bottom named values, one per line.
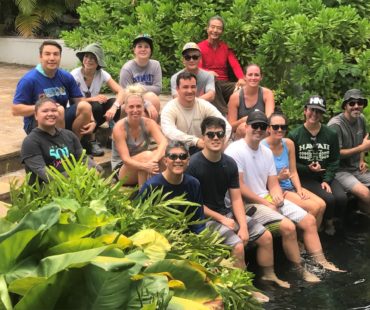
left=328, top=89, right=370, bottom=215
left=170, top=42, right=215, bottom=102
left=225, top=109, right=344, bottom=279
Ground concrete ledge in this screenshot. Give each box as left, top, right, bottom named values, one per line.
left=0, top=37, right=78, bottom=69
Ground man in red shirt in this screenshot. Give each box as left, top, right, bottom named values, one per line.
left=198, top=16, right=246, bottom=114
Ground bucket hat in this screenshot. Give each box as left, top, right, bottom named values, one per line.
left=342, top=89, right=368, bottom=109
left=76, top=43, right=106, bottom=69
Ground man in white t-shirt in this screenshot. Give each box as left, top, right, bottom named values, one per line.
left=225, top=110, right=345, bottom=280
left=161, top=71, right=231, bottom=154
left=170, top=42, right=215, bottom=103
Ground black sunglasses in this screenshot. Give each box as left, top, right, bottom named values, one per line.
left=251, top=123, right=268, bottom=131
left=205, top=131, right=226, bottom=139
left=270, top=124, right=288, bottom=131
left=166, top=153, right=188, bottom=160
left=348, top=101, right=364, bottom=107
left=184, top=54, right=200, bottom=61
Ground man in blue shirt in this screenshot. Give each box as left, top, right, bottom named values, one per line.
left=12, top=40, right=103, bottom=156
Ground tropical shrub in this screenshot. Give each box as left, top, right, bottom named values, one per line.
left=1, top=158, right=262, bottom=309
left=62, top=0, right=369, bottom=125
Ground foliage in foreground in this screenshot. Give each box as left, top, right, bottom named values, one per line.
left=1, top=157, right=262, bottom=309
left=62, top=0, right=369, bottom=124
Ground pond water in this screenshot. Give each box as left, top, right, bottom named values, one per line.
left=249, top=212, right=370, bottom=309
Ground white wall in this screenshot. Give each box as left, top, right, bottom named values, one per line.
left=0, top=37, right=78, bottom=69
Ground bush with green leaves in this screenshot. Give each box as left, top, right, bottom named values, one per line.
left=62, top=0, right=369, bottom=125
left=1, top=158, right=262, bottom=309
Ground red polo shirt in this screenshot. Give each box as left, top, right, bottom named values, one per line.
left=198, top=39, right=244, bottom=81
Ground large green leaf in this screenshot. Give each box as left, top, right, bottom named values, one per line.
left=0, top=230, right=39, bottom=274
left=145, top=260, right=219, bottom=303
left=0, top=275, right=12, bottom=310
left=130, top=229, right=171, bottom=263
left=167, top=296, right=209, bottom=310
left=76, top=207, right=116, bottom=228
left=45, top=223, right=95, bottom=245
left=37, top=246, right=110, bottom=277
left=8, top=276, right=46, bottom=296
left=0, top=205, right=60, bottom=243
left=45, top=238, right=104, bottom=256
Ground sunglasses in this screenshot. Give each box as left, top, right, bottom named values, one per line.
left=348, top=101, right=364, bottom=107
left=166, top=153, right=188, bottom=161
left=184, top=54, right=200, bottom=61
left=270, top=124, right=288, bottom=131
left=205, top=131, right=226, bottom=139
left=251, top=123, right=268, bottom=131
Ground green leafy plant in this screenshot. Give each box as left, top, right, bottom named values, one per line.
left=62, top=0, right=369, bottom=122
left=3, top=158, right=262, bottom=309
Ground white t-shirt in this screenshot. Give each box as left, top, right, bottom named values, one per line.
left=224, top=139, right=277, bottom=197
left=160, top=97, right=232, bottom=147
left=70, top=67, right=111, bottom=97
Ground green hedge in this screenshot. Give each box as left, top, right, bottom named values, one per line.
left=62, top=0, right=370, bottom=124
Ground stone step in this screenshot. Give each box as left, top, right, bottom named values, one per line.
left=0, top=149, right=112, bottom=203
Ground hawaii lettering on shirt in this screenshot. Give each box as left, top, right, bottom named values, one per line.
left=298, top=142, right=330, bottom=162
left=133, top=73, right=154, bottom=85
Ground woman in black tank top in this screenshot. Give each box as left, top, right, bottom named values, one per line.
left=227, top=64, right=275, bottom=139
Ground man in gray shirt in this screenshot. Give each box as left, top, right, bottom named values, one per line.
left=328, top=89, right=370, bottom=215
left=170, top=42, right=215, bottom=103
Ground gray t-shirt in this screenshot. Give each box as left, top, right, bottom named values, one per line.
left=119, top=59, right=162, bottom=95
left=328, top=113, right=367, bottom=171
left=170, top=69, right=215, bottom=97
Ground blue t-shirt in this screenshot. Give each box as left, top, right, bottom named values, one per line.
left=13, top=65, right=83, bottom=130
left=138, top=173, right=205, bottom=233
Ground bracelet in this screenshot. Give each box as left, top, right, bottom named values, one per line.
left=113, top=101, right=120, bottom=109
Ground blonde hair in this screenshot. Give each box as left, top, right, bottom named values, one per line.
left=124, top=84, right=146, bottom=104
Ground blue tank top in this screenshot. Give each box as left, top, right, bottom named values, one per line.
left=237, top=86, right=265, bottom=119
left=262, top=139, right=294, bottom=191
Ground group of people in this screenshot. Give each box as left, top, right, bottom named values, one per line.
left=13, top=14, right=370, bottom=303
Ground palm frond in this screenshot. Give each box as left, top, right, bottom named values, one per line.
left=15, top=13, right=42, bottom=37
left=14, top=0, right=37, bottom=15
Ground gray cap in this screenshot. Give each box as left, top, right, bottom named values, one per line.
left=342, top=89, right=368, bottom=109
left=76, top=43, right=106, bottom=68
left=305, top=95, right=326, bottom=113
left=247, top=110, right=268, bottom=125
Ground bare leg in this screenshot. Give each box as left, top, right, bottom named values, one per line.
left=351, top=183, right=370, bottom=215
left=232, top=242, right=246, bottom=269
left=279, top=218, right=320, bottom=282
left=256, top=231, right=290, bottom=288
left=284, top=189, right=325, bottom=229
left=72, top=101, right=92, bottom=139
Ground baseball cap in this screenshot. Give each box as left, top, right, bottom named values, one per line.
left=342, top=89, right=368, bottom=109
left=133, top=34, right=153, bottom=51
left=247, top=110, right=268, bottom=125
left=182, top=42, right=200, bottom=55
left=305, top=95, right=326, bottom=113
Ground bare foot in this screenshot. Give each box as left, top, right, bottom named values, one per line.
left=302, top=269, right=321, bottom=283
left=261, top=275, right=291, bottom=288
left=319, top=260, right=346, bottom=272
left=251, top=291, right=270, bottom=303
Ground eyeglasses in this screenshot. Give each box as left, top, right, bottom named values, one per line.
left=270, top=124, right=288, bottom=131
left=184, top=54, right=200, bottom=61
left=166, top=153, right=188, bottom=161
left=348, top=101, right=364, bottom=107
left=251, top=123, right=268, bottom=131
left=205, top=131, right=226, bottom=139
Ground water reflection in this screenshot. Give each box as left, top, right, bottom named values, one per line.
left=250, top=214, right=370, bottom=309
